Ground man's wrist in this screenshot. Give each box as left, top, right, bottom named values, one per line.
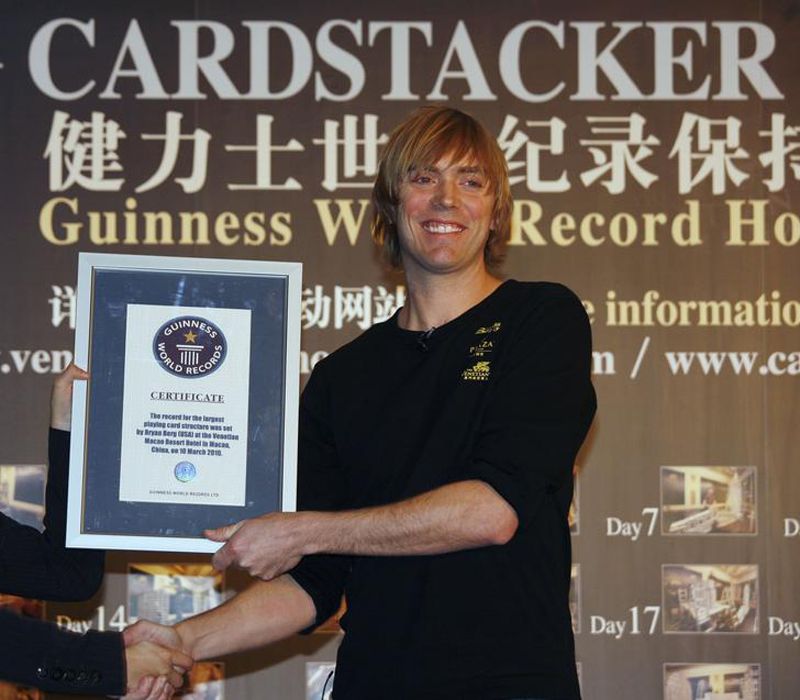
left=295, top=511, right=332, bottom=557
left=174, top=620, right=197, bottom=657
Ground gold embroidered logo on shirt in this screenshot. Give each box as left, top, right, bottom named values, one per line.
left=475, top=321, right=501, bottom=335
left=469, top=339, right=494, bottom=357
left=462, top=360, right=491, bottom=381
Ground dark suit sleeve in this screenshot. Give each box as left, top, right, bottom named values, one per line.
left=0, top=608, right=125, bottom=695
left=0, top=430, right=125, bottom=695
left=0, top=429, right=105, bottom=601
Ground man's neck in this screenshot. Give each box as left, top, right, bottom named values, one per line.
left=398, top=267, right=503, bottom=331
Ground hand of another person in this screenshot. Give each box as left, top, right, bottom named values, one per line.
left=50, top=363, right=89, bottom=431
left=123, top=620, right=188, bottom=655
left=123, top=621, right=193, bottom=697
left=122, top=675, right=176, bottom=700
left=124, top=640, right=193, bottom=694
left=206, top=513, right=305, bottom=580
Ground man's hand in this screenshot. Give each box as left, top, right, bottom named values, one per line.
left=123, top=641, right=192, bottom=694
left=122, top=620, right=193, bottom=698
left=206, top=513, right=307, bottom=580
left=50, top=363, right=88, bottom=431
left=122, top=674, right=177, bottom=700
left=123, top=620, right=188, bottom=654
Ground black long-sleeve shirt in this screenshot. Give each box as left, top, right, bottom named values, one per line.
left=291, top=281, right=595, bottom=699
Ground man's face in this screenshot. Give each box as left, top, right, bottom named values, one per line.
left=395, top=155, right=495, bottom=279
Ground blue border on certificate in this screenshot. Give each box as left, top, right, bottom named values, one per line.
left=83, top=268, right=286, bottom=537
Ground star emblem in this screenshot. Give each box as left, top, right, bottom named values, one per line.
left=183, top=330, right=198, bottom=343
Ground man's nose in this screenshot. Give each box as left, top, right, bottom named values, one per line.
left=432, top=176, right=459, bottom=208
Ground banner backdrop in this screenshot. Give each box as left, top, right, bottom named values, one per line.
left=0, top=1, right=798, bottom=698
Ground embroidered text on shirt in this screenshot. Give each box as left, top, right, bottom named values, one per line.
left=475, top=321, right=501, bottom=335
left=462, top=361, right=491, bottom=381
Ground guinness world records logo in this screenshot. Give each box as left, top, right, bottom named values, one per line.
left=153, top=315, right=227, bottom=377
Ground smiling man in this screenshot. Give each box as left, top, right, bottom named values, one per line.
left=127, top=106, right=596, bottom=700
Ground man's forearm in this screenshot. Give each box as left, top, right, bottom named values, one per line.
left=209, top=479, right=519, bottom=582
left=176, top=574, right=316, bottom=660
left=297, top=479, right=518, bottom=557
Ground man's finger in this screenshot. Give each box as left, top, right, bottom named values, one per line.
left=166, top=669, right=185, bottom=689
left=147, top=676, right=168, bottom=700
left=157, top=679, right=174, bottom=700
left=123, top=621, right=145, bottom=646
left=127, top=675, right=155, bottom=698
left=67, top=364, right=89, bottom=381
left=204, top=520, right=243, bottom=542
left=167, top=647, right=194, bottom=672
left=211, top=542, right=234, bottom=571
left=124, top=620, right=177, bottom=648
left=56, top=363, right=89, bottom=385
left=137, top=677, right=156, bottom=694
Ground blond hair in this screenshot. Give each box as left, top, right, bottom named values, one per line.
left=371, top=106, right=511, bottom=270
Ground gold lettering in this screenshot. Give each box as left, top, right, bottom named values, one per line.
left=39, top=196, right=80, bottom=245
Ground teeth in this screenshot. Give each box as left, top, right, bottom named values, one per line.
left=423, top=222, right=463, bottom=233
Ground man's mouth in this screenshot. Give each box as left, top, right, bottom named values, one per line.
left=421, top=220, right=465, bottom=234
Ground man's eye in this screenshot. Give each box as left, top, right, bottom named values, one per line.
left=412, top=174, right=433, bottom=185
left=463, top=178, right=484, bottom=188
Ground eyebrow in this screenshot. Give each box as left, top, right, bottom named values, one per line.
left=412, top=164, right=485, bottom=175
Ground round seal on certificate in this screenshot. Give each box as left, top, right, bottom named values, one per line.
left=153, top=315, right=227, bottom=377
left=174, top=461, right=197, bottom=483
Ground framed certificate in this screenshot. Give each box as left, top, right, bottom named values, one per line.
left=66, top=253, right=302, bottom=552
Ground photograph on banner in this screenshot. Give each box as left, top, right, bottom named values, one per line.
left=569, top=473, right=580, bottom=535
left=313, top=598, right=346, bottom=635
left=127, top=563, right=224, bottom=625
left=174, top=661, right=224, bottom=700
left=0, top=681, right=43, bottom=700
left=662, top=565, right=759, bottom=634
left=661, top=466, right=757, bottom=535
left=570, top=564, right=580, bottom=634
left=0, top=465, right=46, bottom=530
left=306, top=662, right=336, bottom=700
left=0, top=594, right=45, bottom=623
left=663, top=663, right=761, bottom=700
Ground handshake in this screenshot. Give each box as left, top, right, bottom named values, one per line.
left=118, top=512, right=309, bottom=699
left=122, top=620, right=194, bottom=700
